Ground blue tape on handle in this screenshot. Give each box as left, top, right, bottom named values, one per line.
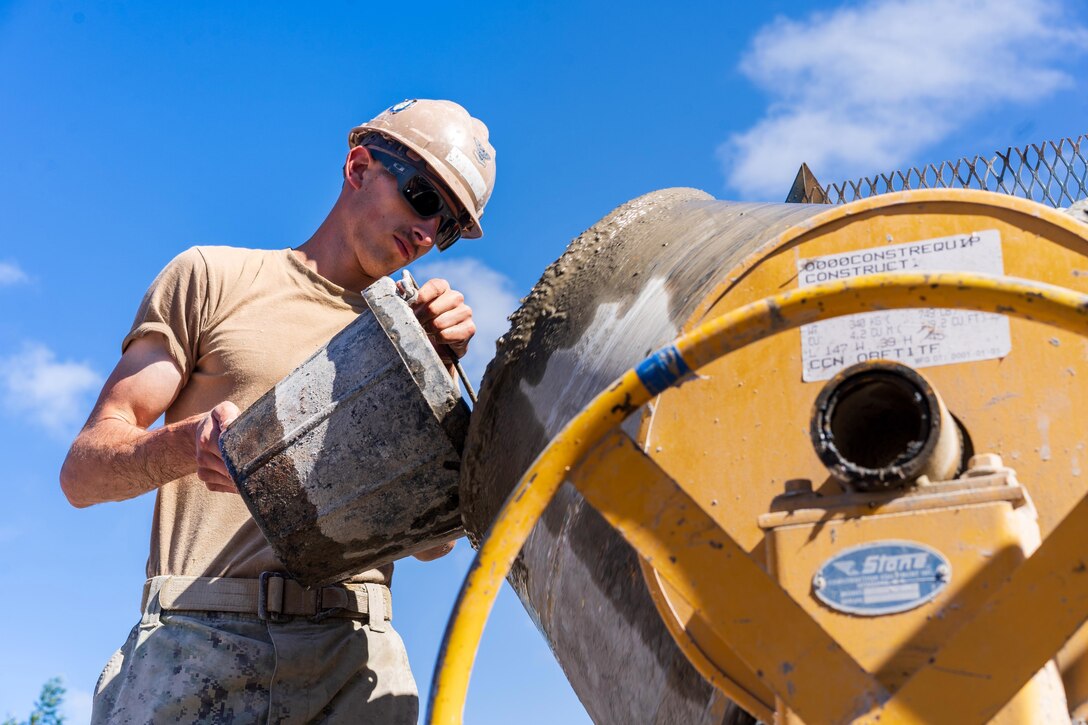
left=635, top=345, right=693, bottom=396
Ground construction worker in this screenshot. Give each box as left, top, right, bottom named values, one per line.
left=60, top=99, right=496, bottom=723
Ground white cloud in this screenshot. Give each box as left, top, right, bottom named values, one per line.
left=720, top=0, right=1088, bottom=199
left=0, top=342, right=102, bottom=437
left=409, top=257, right=521, bottom=391
left=0, top=261, right=28, bottom=286
left=64, top=687, right=94, bottom=724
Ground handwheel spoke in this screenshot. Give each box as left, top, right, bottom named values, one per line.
left=870, top=490, right=1088, bottom=724
left=570, top=429, right=888, bottom=723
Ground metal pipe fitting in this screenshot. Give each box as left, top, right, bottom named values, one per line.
left=810, top=361, right=962, bottom=491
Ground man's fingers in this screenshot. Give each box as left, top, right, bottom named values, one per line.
left=197, top=448, right=231, bottom=478
left=431, top=318, right=476, bottom=347
left=430, top=305, right=473, bottom=332
left=413, top=540, right=456, bottom=561
left=197, top=451, right=235, bottom=486
left=413, top=289, right=465, bottom=323
left=412, top=278, right=451, bottom=305
left=195, top=400, right=241, bottom=491
left=212, top=401, right=242, bottom=430
left=411, top=278, right=466, bottom=322
left=204, top=480, right=239, bottom=494
left=411, top=278, right=475, bottom=359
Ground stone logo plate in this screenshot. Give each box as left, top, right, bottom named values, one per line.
left=813, top=540, right=950, bottom=616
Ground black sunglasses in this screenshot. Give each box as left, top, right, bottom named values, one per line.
left=368, top=148, right=465, bottom=251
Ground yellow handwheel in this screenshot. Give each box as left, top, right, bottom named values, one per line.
left=428, top=271, right=1088, bottom=724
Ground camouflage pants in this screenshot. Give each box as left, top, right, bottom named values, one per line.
left=92, top=576, right=418, bottom=724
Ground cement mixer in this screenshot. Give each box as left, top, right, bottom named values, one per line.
left=429, top=188, right=1088, bottom=724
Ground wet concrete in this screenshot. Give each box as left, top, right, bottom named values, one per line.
left=461, top=189, right=827, bottom=723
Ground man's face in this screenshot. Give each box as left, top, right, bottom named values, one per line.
left=369, top=148, right=464, bottom=251
left=343, top=146, right=454, bottom=278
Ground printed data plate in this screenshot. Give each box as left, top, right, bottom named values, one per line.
left=798, top=230, right=1011, bottom=381
left=812, top=540, right=950, bottom=616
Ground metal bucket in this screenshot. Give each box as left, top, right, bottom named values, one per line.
left=221, top=276, right=470, bottom=587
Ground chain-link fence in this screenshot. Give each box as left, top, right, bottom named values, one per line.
left=789, top=134, right=1088, bottom=208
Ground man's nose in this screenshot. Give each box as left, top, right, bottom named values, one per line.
left=411, top=217, right=440, bottom=248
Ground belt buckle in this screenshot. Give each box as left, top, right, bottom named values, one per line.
left=309, top=585, right=345, bottom=623
left=258, top=571, right=292, bottom=623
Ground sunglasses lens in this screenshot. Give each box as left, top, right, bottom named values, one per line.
left=436, top=217, right=462, bottom=250
left=370, top=147, right=464, bottom=249
left=403, top=176, right=444, bottom=217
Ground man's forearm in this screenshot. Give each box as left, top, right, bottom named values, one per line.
left=60, top=414, right=201, bottom=507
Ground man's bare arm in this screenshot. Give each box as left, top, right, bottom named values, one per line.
left=60, top=334, right=239, bottom=508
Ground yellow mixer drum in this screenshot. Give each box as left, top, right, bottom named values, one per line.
left=460, top=187, right=1088, bottom=723
left=639, top=189, right=1088, bottom=720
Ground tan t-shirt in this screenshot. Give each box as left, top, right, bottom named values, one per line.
left=124, top=246, right=390, bottom=584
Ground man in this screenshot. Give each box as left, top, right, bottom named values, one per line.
left=60, top=99, right=496, bottom=723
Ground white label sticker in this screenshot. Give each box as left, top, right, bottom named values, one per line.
left=444, top=146, right=486, bottom=209
left=798, top=230, right=1011, bottom=381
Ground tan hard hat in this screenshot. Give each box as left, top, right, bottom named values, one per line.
left=348, top=99, right=496, bottom=239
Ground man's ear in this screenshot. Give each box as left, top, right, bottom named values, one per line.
left=344, top=145, right=373, bottom=190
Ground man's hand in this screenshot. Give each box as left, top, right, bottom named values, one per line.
left=196, top=401, right=241, bottom=493
left=410, top=278, right=476, bottom=362
left=413, top=540, right=456, bottom=561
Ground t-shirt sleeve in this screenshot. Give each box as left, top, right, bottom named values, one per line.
left=122, top=247, right=210, bottom=384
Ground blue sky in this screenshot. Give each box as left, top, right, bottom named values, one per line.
left=0, top=0, right=1085, bottom=721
